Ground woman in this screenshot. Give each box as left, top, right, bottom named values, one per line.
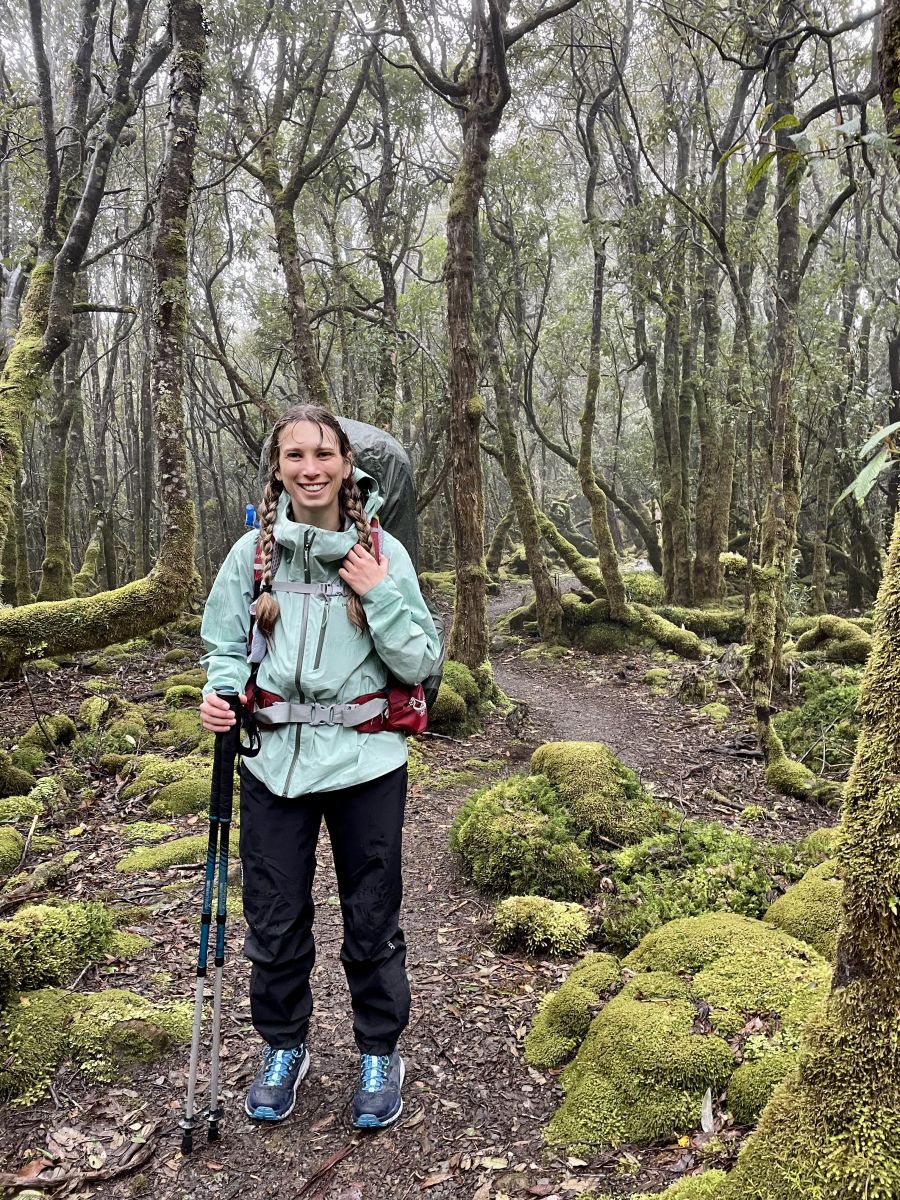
left=199, top=404, right=440, bottom=1129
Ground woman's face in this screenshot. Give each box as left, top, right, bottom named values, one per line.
left=275, top=420, right=351, bottom=529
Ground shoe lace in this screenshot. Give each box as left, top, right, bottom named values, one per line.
left=262, top=1047, right=301, bottom=1087
left=359, top=1054, right=391, bottom=1093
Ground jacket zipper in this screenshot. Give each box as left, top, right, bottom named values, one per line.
left=283, top=529, right=316, bottom=796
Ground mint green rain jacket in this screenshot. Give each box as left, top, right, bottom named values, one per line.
left=200, top=475, right=441, bottom=796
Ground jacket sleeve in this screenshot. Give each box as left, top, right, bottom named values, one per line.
left=199, top=532, right=256, bottom=697
left=360, top=534, right=442, bottom=685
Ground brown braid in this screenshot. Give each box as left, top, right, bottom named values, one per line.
left=253, top=477, right=283, bottom=640
left=253, top=403, right=376, bottom=639
left=341, top=476, right=372, bottom=632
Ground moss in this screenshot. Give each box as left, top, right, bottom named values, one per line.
left=121, top=821, right=176, bottom=845
left=163, top=684, right=203, bottom=709
left=493, top=895, right=591, bottom=956
left=81, top=653, right=116, bottom=674
left=120, top=753, right=209, bottom=800
left=419, top=571, right=456, bottom=604
left=521, top=644, right=570, bottom=661
left=629, top=603, right=704, bottom=659
left=654, top=1171, right=729, bottom=1199
left=740, top=804, right=769, bottom=822
left=655, top=606, right=746, bottom=642
left=161, top=668, right=207, bottom=690
left=430, top=660, right=481, bottom=735
left=601, top=820, right=807, bottom=951
left=27, top=777, right=67, bottom=810
left=622, top=570, right=665, bottom=606
left=763, top=748, right=818, bottom=798
left=20, top=714, right=77, bottom=750
left=0, top=826, right=24, bottom=877
left=104, top=714, right=150, bottom=754
left=622, top=913, right=831, bottom=1041
left=0, top=751, right=38, bottom=798
left=764, top=859, right=842, bottom=959
left=78, top=695, right=110, bottom=731
left=530, top=741, right=664, bottom=846
left=147, top=774, right=211, bottom=817
left=525, top=952, right=621, bottom=1068
left=700, top=702, right=730, bottom=724
left=0, top=901, right=116, bottom=997
left=450, top=775, right=594, bottom=900
left=83, top=677, right=117, bottom=694
left=727, top=1052, right=798, bottom=1124
left=28, top=657, right=60, bottom=671
left=793, top=614, right=872, bottom=664
left=162, top=707, right=213, bottom=751
left=9, top=745, right=46, bottom=774
left=545, top=972, right=735, bottom=1149
left=0, top=794, right=44, bottom=824
left=116, top=833, right=209, bottom=872
left=99, top=752, right=132, bottom=774
left=773, top=683, right=859, bottom=776
left=162, top=648, right=191, bottom=663
left=643, top=668, right=671, bottom=689
left=0, top=986, right=191, bottom=1103
left=795, top=825, right=841, bottom=861
left=579, top=619, right=644, bottom=654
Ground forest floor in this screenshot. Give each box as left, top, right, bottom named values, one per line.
left=0, top=580, right=837, bottom=1200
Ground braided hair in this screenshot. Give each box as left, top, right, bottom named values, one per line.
left=254, top=404, right=372, bottom=639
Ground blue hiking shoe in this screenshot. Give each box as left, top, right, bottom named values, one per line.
left=244, top=1044, right=310, bottom=1121
left=351, top=1050, right=405, bottom=1129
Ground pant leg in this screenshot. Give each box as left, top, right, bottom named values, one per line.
left=239, top=765, right=323, bottom=1049
left=323, top=764, right=410, bottom=1055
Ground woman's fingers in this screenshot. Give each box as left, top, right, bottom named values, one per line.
left=199, top=691, right=240, bottom=732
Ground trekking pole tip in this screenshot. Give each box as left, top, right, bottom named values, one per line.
left=180, top=1128, right=194, bottom=1155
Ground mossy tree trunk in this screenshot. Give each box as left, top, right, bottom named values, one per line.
left=0, top=0, right=201, bottom=677
left=37, top=335, right=84, bottom=602
left=486, top=502, right=516, bottom=576
left=478, top=214, right=562, bottom=642
left=724, top=497, right=900, bottom=1200
left=397, top=0, right=578, bottom=672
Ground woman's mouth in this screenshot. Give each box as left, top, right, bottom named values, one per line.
left=298, top=482, right=327, bottom=494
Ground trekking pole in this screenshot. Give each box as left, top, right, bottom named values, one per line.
left=180, top=690, right=260, bottom=1154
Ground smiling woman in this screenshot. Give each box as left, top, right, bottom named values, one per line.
left=197, top=403, right=441, bottom=1132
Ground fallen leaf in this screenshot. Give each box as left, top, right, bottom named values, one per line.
left=700, top=1087, right=714, bottom=1133
left=420, top=1172, right=451, bottom=1189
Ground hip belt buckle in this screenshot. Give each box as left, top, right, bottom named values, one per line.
left=308, top=703, right=336, bottom=726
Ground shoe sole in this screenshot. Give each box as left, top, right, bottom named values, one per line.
left=353, top=1058, right=405, bottom=1129
left=245, top=1048, right=310, bottom=1122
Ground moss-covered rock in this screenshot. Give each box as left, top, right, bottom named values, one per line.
left=161, top=668, right=207, bottom=690
left=654, top=606, right=746, bottom=643
left=622, top=570, right=665, bottom=606
left=121, top=821, right=176, bottom=845
left=161, top=707, right=213, bottom=752
left=530, top=741, right=664, bottom=846
left=0, top=826, right=24, bottom=877
left=450, top=775, right=594, bottom=900
left=622, top=913, right=830, bottom=1040
left=525, top=953, right=620, bottom=1068
left=120, top=753, right=210, bottom=800
left=116, top=833, right=209, bottom=872
left=147, top=775, right=211, bottom=817
left=545, top=971, right=735, bottom=1149
left=493, top=895, right=591, bottom=956
left=430, top=660, right=481, bottom=735
left=0, top=794, right=43, bottom=824
left=763, top=859, right=842, bottom=960
left=700, top=702, right=730, bottom=725
left=20, top=714, right=77, bottom=751
left=98, top=752, right=132, bottom=774
left=162, top=648, right=191, bottom=663
left=163, top=685, right=203, bottom=709
left=0, top=986, right=191, bottom=1103
left=643, top=668, right=671, bottom=690
left=0, top=901, right=116, bottom=997
left=9, top=744, right=46, bottom=775
left=0, top=751, right=38, bottom=798
left=601, top=820, right=809, bottom=951
left=727, top=1051, right=798, bottom=1124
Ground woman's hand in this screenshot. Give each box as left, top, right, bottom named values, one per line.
left=199, top=691, right=246, bottom=733
left=339, top=544, right=389, bottom=596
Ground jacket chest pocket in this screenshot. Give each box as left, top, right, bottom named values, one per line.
left=312, top=595, right=332, bottom=671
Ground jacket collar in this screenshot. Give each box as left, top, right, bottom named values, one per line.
left=272, top=467, right=381, bottom=563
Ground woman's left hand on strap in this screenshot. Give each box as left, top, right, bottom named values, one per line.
left=339, top=543, right=389, bottom=595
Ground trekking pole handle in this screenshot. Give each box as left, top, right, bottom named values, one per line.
left=216, top=687, right=261, bottom=758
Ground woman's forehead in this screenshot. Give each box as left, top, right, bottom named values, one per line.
left=280, top=420, right=340, bottom=452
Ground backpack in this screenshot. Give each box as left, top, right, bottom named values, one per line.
left=255, top=418, right=446, bottom=711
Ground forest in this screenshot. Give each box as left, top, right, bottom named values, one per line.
left=0, top=0, right=899, bottom=1195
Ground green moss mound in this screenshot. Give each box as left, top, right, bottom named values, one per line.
left=163, top=685, right=203, bottom=709
left=602, top=820, right=809, bottom=951
left=450, top=775, right=594, bottom=900
left=0, top=794, right=43, bottom=824
left=116, top=833, right=209, bottom=872
left=0, top=901, right=116, bottom=997
left=9, top=744, right=46, bottom=774
left=0, top=751, right=38, bottom=798
left=0, top=827, right=24, bottom=877
left=525, top=952, right=621, bottom=1068
left=530, top=741, right=664, bottom=845
left=0, top=986, right=191, bottom=1103
left=545, top=972, right=735, bottom=1149
left=161, top=668, right=207, bottom=690
left=430, top=660, right=481, bottom=735
left=727, top=1051, right=798, bottom=1124
left=147, top=775, right=211, bottom=817
left=763, top=859, right=842, bottom=960
left=622, top=570, right=665, bottom=606
left=121, top=821, right=176, bottom=845
left=493, top=895, right=591, bottom=956
left=543, top=914, right=831, bottom=1152
left=120, top=753, right=210, bottom=800
left=773, top=683, right=859, bottom=777
left=21, top=714, right=77, bottom=750
left=792, top=613, right=872, bottom=664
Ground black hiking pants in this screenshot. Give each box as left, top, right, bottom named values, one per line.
left=238, top=763, right=410, bottom=1056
